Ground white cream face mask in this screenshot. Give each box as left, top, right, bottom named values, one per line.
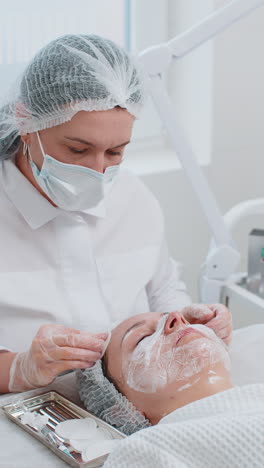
left=122, top=315, right=231, bottom=393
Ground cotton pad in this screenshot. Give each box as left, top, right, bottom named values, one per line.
left=55, top=417, right=97, bottom=440
left=69, top=426, right=114, bottom=451
left=20, top=411, right=49, bottom=430
left=82, top=440, right=119, bottom=462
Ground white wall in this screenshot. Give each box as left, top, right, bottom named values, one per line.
left=140, top=3, right=264, bottom=307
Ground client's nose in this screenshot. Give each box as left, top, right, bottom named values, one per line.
left=164, top=311, right=188, bottom=335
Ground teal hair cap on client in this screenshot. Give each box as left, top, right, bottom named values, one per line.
left=77, top=361, right=151, bottom=436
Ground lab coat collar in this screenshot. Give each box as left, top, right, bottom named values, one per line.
left=1, top=158, right=106, bottom=230
left=82, top=198, right=106, bottom=218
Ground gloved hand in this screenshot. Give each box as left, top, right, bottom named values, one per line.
left=8, top=324, right=108, bottom=392
left=181, top=303, right=232, bottom=345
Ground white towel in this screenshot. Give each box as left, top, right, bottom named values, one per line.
left=104, top=384, right=264, bottom=468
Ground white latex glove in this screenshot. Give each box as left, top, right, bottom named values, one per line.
left=8, top=324, right=108, bottom=392
left=181, top=303, right=232, bottom=345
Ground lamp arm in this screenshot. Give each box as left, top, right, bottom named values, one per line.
left=138, top=0, right=264, bottom=301
left=168, top=0, right=264, bottom=60
left=139, top=0, right=264, bottom=76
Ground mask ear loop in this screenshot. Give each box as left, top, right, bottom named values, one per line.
left=23, top=141, right=28, bottom=156
left=23, top=141, right=33, bottom=164
left=23, top=132, right=43, bottom=162
left=36, top=131, right=46, bottom=158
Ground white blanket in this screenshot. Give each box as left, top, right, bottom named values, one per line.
left=230, top=324, right=264, bottom=385
left=104, top=383, right=264, bottom=468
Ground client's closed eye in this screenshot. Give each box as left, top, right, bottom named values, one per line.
left=136, top=335, right=151, bottom=346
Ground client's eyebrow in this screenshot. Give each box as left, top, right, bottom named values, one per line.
left=120, top=313, right=168, bottom=347
left=121, top=320, right=146, bottom=346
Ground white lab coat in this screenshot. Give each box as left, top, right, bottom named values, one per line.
left=0, top=158, right=191, bottom=352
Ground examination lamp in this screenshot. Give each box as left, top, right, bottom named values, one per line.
left=138, top=0, right=264, bottom=303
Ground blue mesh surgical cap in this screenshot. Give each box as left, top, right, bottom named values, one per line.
left=0, top=34, right=145, bottom=159
left=77, top=361, right=151, bottom=436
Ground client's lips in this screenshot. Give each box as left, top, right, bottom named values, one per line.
left=175, top=327, right=203, bottom=345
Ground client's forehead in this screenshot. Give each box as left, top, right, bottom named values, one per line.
left=107, top=312, right=161, bottom=355
left=114, top=312, right=160, bottom=336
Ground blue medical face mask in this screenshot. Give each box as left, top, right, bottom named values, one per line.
left=26, top=132, right=120, bottom=211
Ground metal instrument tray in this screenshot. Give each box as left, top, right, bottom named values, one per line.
left=2, top=390, right=125, bottom=467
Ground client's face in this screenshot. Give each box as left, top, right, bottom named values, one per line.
left=105, top=312, right=231, bottom=422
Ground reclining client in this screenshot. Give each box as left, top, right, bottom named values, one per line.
left=77, top=311, right=264, bottom=468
